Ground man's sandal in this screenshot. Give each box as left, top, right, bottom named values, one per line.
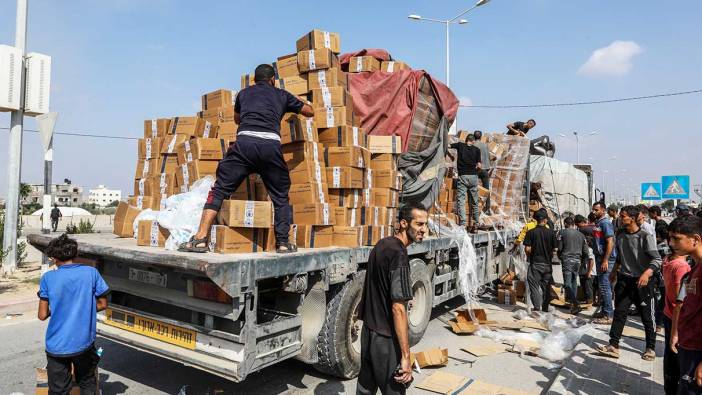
left=642, top=348, right=656, bottom=361
left=178, top=236, right=209, bottom=253
left=596, top=344, right=620, bottom=359
left=276, top=243, right=298, bottom=254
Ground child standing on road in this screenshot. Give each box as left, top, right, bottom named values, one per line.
left=37, top=234, right=110, bottom=395
left=661, top=246, right=690, bottom=395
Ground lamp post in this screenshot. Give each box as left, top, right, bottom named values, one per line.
left=558, top=131, right=597, bottom=164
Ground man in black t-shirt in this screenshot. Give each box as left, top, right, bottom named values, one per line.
left=49, top=204, right=62, bottom=232
left=524, top=209, right=557, bottom=312
left=506, top=119, right=536, bottom=137
left=180, top=64, right=314, bottom=254
left=357, top=202, right=428, bottom=395
left=448, top=134, right=481, bottom=230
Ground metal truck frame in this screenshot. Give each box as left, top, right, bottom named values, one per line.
left=28, top=227, right=517, bottom=382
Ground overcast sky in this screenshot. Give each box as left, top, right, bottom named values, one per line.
left=1, top=0, right=700, bottom=203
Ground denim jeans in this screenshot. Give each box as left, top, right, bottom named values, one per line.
left=561, top=258, right=580, bottom=305
left=456, top=175, right=479, bottom=226
left=595, top=257, right=616, bottom=317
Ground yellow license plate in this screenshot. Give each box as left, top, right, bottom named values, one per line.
left=104, top=308, right=197, bottom=350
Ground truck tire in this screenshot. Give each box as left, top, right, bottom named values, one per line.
left=314, top=271, right=365, bottom=379
left=408, top=258, right=432, bottom=346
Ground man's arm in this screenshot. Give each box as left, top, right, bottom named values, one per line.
left=38, top=299, right=50, bottom=321
left=234, top=112, right=241, bottom=124
left=602, top=236, right=614, bottom=271
left=670, top=303, right=682, bottom=353
left=392, top=302, right=412, bottom=383
left=638, top=233, right=662, bottom=287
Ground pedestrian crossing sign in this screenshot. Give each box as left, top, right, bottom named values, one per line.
left=661, top=175, right=690, bottom=199
left=641, top=183, right=662, bottom=201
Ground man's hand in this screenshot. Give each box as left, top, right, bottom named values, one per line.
left=586, top=272, right=592, bottom=279
left=695, top=361, right=702, bottom=387
left=670, top=333, right=678, bottom=354
left=637, top=269, right=653, bottom=288
left=395, top=355, right=413, bottom=384
left=609, top=270, right=617, bottom=284
left=600, top=260, right=608, bottom=273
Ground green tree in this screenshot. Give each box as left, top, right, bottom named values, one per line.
left=19, top=183, right=32, bottom=200
left=662, top=199, right=675, bottom=211
left=0, top=209, right=28, bottom=267
left=108, top=200, right=120, bottom=207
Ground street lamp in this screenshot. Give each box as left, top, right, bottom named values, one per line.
left=559, top=131, right=597, bottom=164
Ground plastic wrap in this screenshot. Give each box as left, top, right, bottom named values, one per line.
left=156, top=176, right=215, bottom=251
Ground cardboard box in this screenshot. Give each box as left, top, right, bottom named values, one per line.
left=137, top=138, right=163, bottom=159
left=363, top=225, right=393, bottom=246
left=307, top=68, right=348, bottom=90
left=371, top=169, right=402, bottom=190
left=273, top=53, right=301, bottom=79
left=198, top=105, right=235, bottom=126
left=324, top=146, right=369, bottom=169
left=144, top=118, right=171, bottom=138
left=169, top=116, right=206, bottom=137
left=134, top=158, right=165, bottom=179
left=311, top=87, right=353, bottom=109
left=292, top=203, right=334, bottom=226
left=369, top=153, right=398, bottom=171
left=218, top=121, right=238, bottom=144
left=210, top=225, right=266, bottom=254
left=128, top=195, right=159, bottom=211
left=201, top=89, right=234, bottom=111
left=137, top=220, right=170, bottom=247
left=282, top=142, right=324, bottom=163
left=333, top=207, right=362, bottom=227
left=176, top=138, right=225, bottom=164
left=280, top=114, right=318, bottom=145
left=498, top=288, right=517, bottom=305
left=371, top=188, right=399, bottom=208
left=229, top=176, right=257, bottom=200
left=368, top=135, right=402, bottom=154
left=160, top=133, right=190, bottom=155
left=327, top=166, right=364, bottom=189
left=381, top=60, right=409, bottom=72
left=331, top=226, right=364, bottom=248
left=240, top=73, right=257, bottom=89
left=291, top=224, right=333, bottom=248
left=313, top=105, right=355, bottom=129
left=296, top=29, right=341, bottom=54
left=349, top=56, right=380, bottom=73
left=218, top=200, right=273, bottom=228
left=513, top=280, right=526, bottom=299
left=113, top=201, right=140, bottom=237
left=318, top=125, right=368, bottom=148
left=277, top=75, right=309, bottom=96
left=289, top=182, right=329, bottom=205
left=411, top=348, right=448, bottom=368
left=364, top=206, right=397, bottom=227
left=288, top=159, right=327, bottom=185
left=328, top=188, right=363, bottom=208
left=134, top=173, right=176, bottom=197
left=175, top=160, right=219, bottom=190
left=297, top=48, right=339, bottom=73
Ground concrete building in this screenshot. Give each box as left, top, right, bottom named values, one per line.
left=88, top=185, right=122, bottom=207
left=22, top=181, right=85, bottom=207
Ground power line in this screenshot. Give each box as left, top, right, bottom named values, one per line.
left=461, top=89, right=702, bottom=109
left=0, top=127, right=138, bottom=140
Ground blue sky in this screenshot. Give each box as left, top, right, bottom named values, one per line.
left=1, top=0, right=701, bottom=203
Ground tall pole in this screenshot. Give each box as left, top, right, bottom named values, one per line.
left=574, top=132, right=580, bottom=164
left=41, top=137, right=53, bottom=235
left=445, top=21, right=450, bottom=88
left=3, top=0, right=28, bottom=276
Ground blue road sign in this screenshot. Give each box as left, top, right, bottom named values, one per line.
left=641, top=183, right=662, bottom=201
left=661, top=175, right=690, bottom=199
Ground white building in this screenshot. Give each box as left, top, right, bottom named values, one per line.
left=88, top=185, right=122, bottom=207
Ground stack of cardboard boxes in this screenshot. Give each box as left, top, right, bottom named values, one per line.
left=115, top=29, right=407, bottom=254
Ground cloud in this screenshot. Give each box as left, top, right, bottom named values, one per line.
left=578, top=41, right=643, bottom=77
left=458, top=96, right=473, bottom=106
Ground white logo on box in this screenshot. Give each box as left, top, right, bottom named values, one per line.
left=352, top=127, right=359, bottom=146
left=150, top=221, right=159, bottom=247
left=387, top=61, right=395, bottom=72
left=203, top=121, right=211, bottom=138
left=332, top=167, right=341, bottom=188
left=244, top=201, right=255, bottom=227
left=356, top=57, right=363, bottom=72
left=136, top=195, right=144, bottom=210
left=323, top=31, right=331, bottom=49
left=317, top=70, right=327, bottom=87
left=325, top=108, right=335, bottom=128
left=308, top=50, right=316, bottom=70
left=209, top=225, right=217, bottom=251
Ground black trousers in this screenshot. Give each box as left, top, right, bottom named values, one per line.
left=204, top=135, right=292, bottom=244
left=46, top=345, right=99, bottom=395
left=579, top=274, right=594, bottom=302
left=477, top=169, right=491, bottom=212
left=51, top=219, right=59, bottom=232
left=663, top=316, right=680, bottom=395
left=609, top=274, right=657, bottom=350
left=678, top=347, right=702, bottom=395
left=528, top=262, right=553, bottom=312
left=357, top=326, right=405, bottom=395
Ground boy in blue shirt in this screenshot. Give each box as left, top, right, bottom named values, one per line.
left=38, top=234, right=109, bottom=395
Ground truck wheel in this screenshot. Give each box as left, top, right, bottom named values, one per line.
left=408, top=258, right=432, bottom=346
left=314, top=271, right=365, bottom=379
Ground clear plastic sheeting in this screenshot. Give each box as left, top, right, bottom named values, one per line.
left=529, top=155, right=590, bottom=219
left=156, top=176, right=215, bottom=251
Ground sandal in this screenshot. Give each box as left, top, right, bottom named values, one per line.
left=276, top=242, right=298, bottom=254
left=596, top=344, right=620, bottom=359
left=178, top=236, right=209, bottom=253
left=592, top=317, right=613, bottom=325
left=642, top=348, right=656, bottom=361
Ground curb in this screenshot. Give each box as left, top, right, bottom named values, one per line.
left=0, top=297, right=37, bottom=316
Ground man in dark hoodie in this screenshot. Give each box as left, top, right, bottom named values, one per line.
left=596, top=205, right=662, bottom=362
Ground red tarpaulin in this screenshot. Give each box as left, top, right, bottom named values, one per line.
left=340, top=49, right=459, bottom=152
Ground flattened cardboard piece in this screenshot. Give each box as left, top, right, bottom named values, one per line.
left=487, top=321, right=525, bottom=330
left=622, top=326, right=646, bottom=340
left=455, top=308, right=488, bottom=323
left=416, top=371, right=471, bottom=395
left=463, top=381, right=536, bottom=395
left=411, top=348, right=448, bottom=368
left=521, top=321, right=550, bottom=331
left=461, top=343, right=508, bottom=357
left=448, top=320, right=480, bottom=334
left=505, top=339, right=541, bottom=356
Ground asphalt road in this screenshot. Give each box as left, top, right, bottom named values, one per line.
left=0, top=296, right=564, bottom=395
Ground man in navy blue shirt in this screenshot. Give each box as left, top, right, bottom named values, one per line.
left=180, top=64, right=314, bottom=254
left=38, top=234, right=109, bottom=395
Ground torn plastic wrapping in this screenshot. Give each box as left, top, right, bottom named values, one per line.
left=132, top=209, right=157, bottom=238
left=156, top=176, right=215, bottom=251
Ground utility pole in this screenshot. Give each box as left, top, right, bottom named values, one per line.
left=2, top=0, right=28, bottom=276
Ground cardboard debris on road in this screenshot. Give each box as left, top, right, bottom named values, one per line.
left=506, top=339, right=541, bottom=356
left=461, top=343, right=508, bottom=357
left=416, top=371, right=534, bottom=395
left=411, top=348, right=449, bottom=368
left=448, top=308, right=494, bottom=334
left=622, top=326, right=646, bottom=340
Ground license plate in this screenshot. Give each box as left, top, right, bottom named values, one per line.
left=104, top=308, right=196, bottom=350
left=129, top=268, right=167, bottom=287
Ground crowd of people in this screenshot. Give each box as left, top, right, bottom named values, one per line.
left=519, top=202, right=702, bottom=394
